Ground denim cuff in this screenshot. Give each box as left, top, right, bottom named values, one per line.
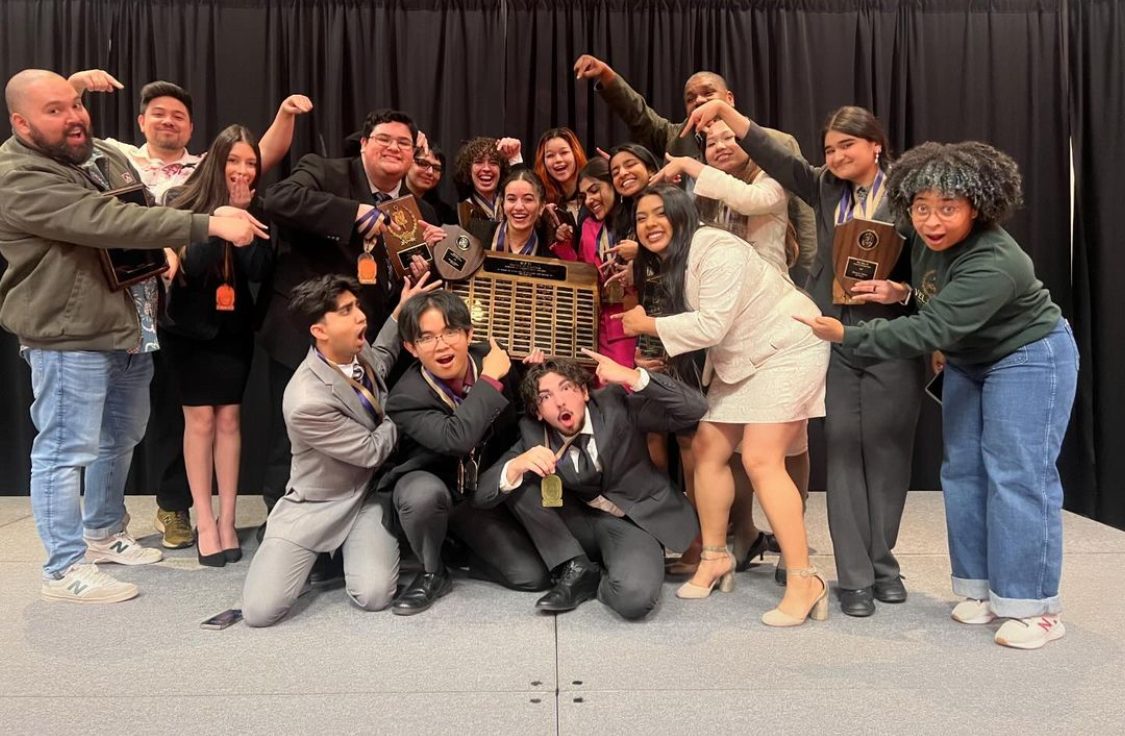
left=951, top=575, right=990, bottom=600
left=989, top=590, right=1063, bottom=618
left=83, top=519, right=125, bottom=540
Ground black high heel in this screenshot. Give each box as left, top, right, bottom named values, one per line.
left=198, top=548, right=226, bottom=567
left=735, top=532, right=771, bottom=572
left=223, top=547, right=242, bottom=563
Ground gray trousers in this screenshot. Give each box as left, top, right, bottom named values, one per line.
left=824, top=346, right=924, bottom=589
left=557, top=503, right=665, bottom=621
left=242, top=494, right=399, bottom=627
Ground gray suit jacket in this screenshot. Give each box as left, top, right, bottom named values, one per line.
left=263, top=318, right=400, bottom=552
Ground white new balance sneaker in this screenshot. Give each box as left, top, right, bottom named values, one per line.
left=84, top=531, right=163, bottom=565
left=951, top=598, right=997, bottom=624
left=41, top=563, right=139, bottom=603
left=995, top=615, right=1066, bottom=650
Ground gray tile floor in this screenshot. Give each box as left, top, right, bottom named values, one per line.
left=1, top=492, right=1122, bottom=735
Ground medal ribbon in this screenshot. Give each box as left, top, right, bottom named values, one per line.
left=317, top=351, right=384, bottom=420
left=420, top=359, right=480, bottom=411
left=835, top=169, right=885, bottom=225
left=494, top=221, right=539, bottom=255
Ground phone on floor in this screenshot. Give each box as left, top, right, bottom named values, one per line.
left=200, top=608, right=243, bottom=630
left=925, top=370, right=944, bottom=405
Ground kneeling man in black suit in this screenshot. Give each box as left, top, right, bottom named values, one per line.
left=478, top=352, right=705, bottom=620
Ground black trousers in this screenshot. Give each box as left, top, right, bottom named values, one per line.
left=391, top=470, right=553, bottom=591
left=151, top=348, right=191, bottom=512
left=824, top=345, right=924, bottom=589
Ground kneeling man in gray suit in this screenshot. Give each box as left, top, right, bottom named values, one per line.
left=242, top=273, right=435, bottom=626
left=478, top=351, right=705, bottom=620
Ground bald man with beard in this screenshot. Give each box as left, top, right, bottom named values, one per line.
left=0, top=69, right=263, bottom=603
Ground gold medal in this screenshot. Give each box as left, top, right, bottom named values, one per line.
left=357, top=251, right=378, bottom=284
left=215, top=283, right=236, bottom=311
left=541, top=474, right=564, bottom=508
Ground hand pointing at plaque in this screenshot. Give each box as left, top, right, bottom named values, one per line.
left=580, top=348, right=642, bottom=387
left=612, top=305, right=657, bottom=337
left=481, top=337, right=512, bottom=380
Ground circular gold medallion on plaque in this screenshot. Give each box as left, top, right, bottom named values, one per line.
left=858, top=230, right=879, bottom=251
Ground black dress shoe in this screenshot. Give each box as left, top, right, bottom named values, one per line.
left=223, top=547, right=243, bottom=563
left=535, top=558, right=601, bottom=613
left=873, top=577, right=908, bottom=603
left=308, top=551, right=344, bottom=586
left=839, top=587, right=876, bottom=617
left=198, top=548, right=226, bottom=568
left=735, top=532, right=771, bottom=572
left=392, top=568, right=453, bottom=616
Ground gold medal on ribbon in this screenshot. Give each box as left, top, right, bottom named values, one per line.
left=215, top=283, right=236, bottom=312
left=357, top=250, right=378, bottom=285
left=541, top=474, right=564, bottom=508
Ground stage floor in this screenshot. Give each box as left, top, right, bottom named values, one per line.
left=1, top=492, right=1123, bottom=735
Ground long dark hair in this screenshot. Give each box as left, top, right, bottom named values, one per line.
left=633, top=183, right=700, bottom=317
left=577, top=157, right=617, bottom=224
left=168, top=124, right=261, bottom=214
left=821, top=106, right=894, bottom=167
left=608, top=143, right=660, bottom=238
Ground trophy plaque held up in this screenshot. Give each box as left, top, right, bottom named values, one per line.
left=832, top=217, right=904, bottom=304
left=432, top=225, right=485, bottom=282
left=446, top=251, right=599, bottom=363
left=98, top=184, right=169, bottom=290
left=376, top=194, right=433, bottom=279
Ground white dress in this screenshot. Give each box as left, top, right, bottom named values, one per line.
left=654, top=227, right=828, bottom=423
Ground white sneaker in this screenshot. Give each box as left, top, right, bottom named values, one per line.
left=995, top=615, right=1066, bottom=650
left=41, top=563, right=139, bottom=603
left=84, top=531, right=163, bottom=566
left=951, top=598, right=997, bottom=624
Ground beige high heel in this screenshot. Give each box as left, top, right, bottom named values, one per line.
left=761, top=567, right=828, bottom=627
left=676, top=545, right=735, bottom=599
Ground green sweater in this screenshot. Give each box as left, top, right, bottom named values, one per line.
left=842, top=225, right=1060, bottom=365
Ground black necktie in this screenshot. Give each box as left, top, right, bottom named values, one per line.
left=575, top=434, right=595, bottom=480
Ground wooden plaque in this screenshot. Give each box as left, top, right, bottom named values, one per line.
left=377, top=194, right=432, bottom=279
left=432, top=225, right=486, bottom=282
left=831, top=217, right=904, bottom=305
left=98, top=184, right=169, bottom=291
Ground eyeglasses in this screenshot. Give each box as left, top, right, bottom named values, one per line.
left=369, top=134, right=415, bottom=151
left=413, top=158, right=443, bottom=174
left=535, top=381, right=581, bottom=405
left=910, top=202, right=969, bottom=222
left=413, top=327, right=465, bottom=349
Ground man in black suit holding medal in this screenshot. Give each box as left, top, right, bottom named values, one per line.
left=478, top=351, right=705, bottom=620
left=258, top=109, right=445, bottom=518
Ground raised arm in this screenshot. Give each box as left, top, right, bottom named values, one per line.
left=258, top=95, right=314, bottom=174
left=575, top=54, right=680, bottom=156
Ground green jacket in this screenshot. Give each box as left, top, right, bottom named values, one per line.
left=0, top=136, right=209, bottom=351
left=843, top=225, right=1060, bottom=365
left=596, top=74, right=818, bottom=275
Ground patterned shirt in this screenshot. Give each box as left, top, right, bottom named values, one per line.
left=102, top=139, right=201, bottom=204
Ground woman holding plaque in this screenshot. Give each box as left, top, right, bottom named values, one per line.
left=617, top=184, right=829, bottom=626
left=453, top=136, right=524, bottom=229
left=797, top=142, right=1077, bottom=650
left=683, top=99, right=924, bottom=618
left=160, top=125, right=274, bottom=567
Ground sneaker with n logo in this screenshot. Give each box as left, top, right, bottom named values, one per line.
left=994, top=615, right=1066, bottom=650
left=41, top=563, right=139, bottom=603
left=84, top=531, right=163, bottom=566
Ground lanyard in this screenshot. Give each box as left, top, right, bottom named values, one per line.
left=494, top=221, right=539, bottom=255
left=317, top=351, right=383, bottom=420
left=472, top=192, right=499, bottom=221
left=420, top=359, right=480, bottom=411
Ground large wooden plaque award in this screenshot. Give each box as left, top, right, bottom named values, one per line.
left=98, top=184, right=169, bottom=290
left=377, top=194, right=433, bottom=279
left=445, top=252, right=599, bottom=362
left=832, top=217, right=904, bottom=304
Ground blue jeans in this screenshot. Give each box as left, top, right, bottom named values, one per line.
left=24, top=349, right=153, bottom=578
left=940, top=320, right=1078, bottom=617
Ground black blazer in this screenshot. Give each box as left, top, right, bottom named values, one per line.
left=259, top=154, right=438, bottom=368
left=477, top=372, right=706, bottom=552
left=380, top=343, right=523, bottom=491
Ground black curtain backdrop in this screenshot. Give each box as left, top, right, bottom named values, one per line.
left=0, top=0, right=1116, bottom=528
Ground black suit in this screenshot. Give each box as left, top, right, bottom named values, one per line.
left=478, top=372, right=706, bottom=619
left=256, top=154, right=438, bottom=510
left=381, top=344, right=560, bottom=591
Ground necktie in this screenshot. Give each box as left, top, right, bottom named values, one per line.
left=575, top=435, right=596, bottom=482
left=350, top=363, right=365, bottom=383
left=374, top=192, right=391, bottom=204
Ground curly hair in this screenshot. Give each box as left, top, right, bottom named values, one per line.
left=453, top=136, right=510, bottom=196
left=886, top=141, right=1023, bottom=228
left=519, top=358, right=592, bottom=416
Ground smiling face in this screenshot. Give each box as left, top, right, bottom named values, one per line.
left=823, top=129, right=881, bottom=185
left=310, top=291, right=368, bottom=364
left=703, top=120, right=749, bottom=173
left=610, top=152, right=651, bottom=198
left=360, top=121, right=414, bottom=185
left=138, top=95, right=193, bottom=156
left=403, top=307, right=472, bottom=382
left=407, top=151, right=442, bottom=194
left=10, top=75, right=94, bottom=164
left=225, top=141, right=258, bottom=191
left=542, top=137, right=577, bottom=186
left=909, top=191, right=977, bottom=252
left=502, top=179, right=544, bottom=234
left=683, top=73, right=734, bottom=116
left=634, top=193, right=674, bottom=257
left=471, top=156, right=501, bottom=197
left=534, top=371, right=590, bottom=435
left=579, top=176, right=616, bottom=221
